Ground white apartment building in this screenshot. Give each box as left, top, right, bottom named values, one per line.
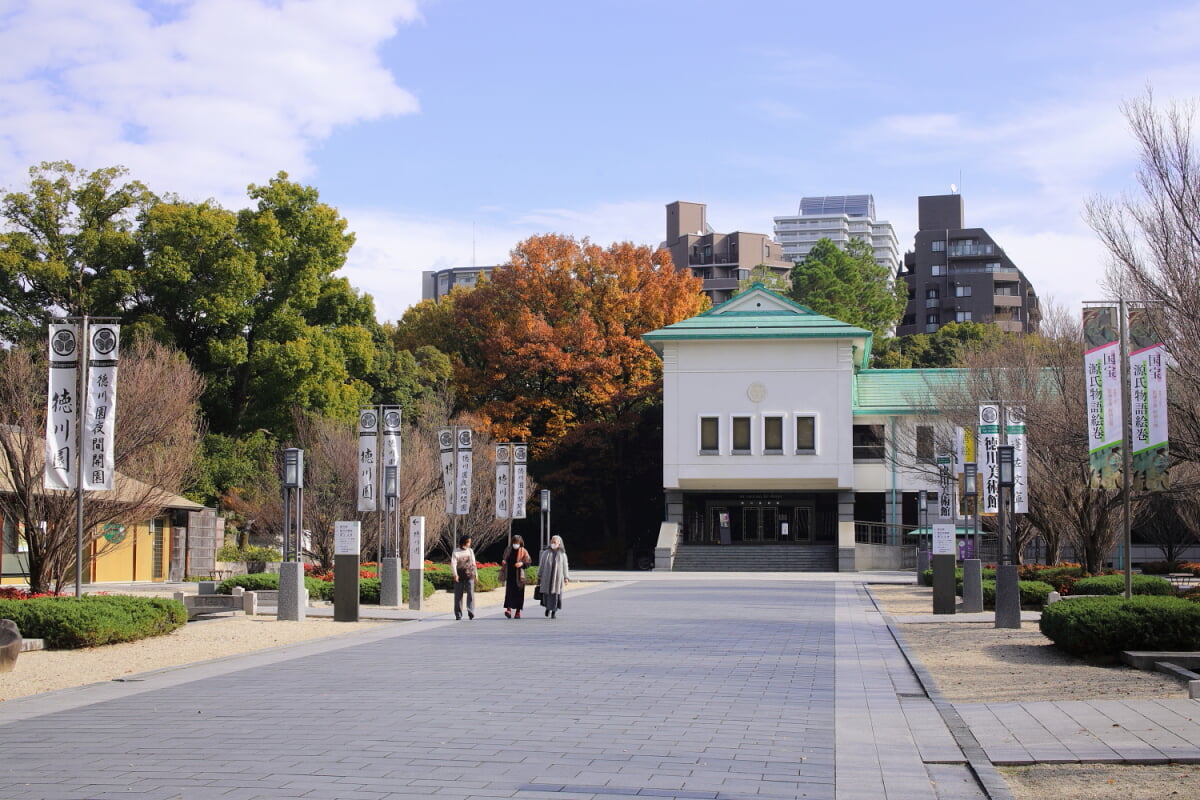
left=774, top=195, right=900, bottom=273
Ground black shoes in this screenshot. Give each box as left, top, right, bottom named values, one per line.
left=455, top=614, right=462, bottom=620
left=468, top=612, right=474, bottom=620
left=551, top=610, right=556, bottom=619
left=545, top=607, right=550, bottom=616
left=504, top=610, right=512, bottom=618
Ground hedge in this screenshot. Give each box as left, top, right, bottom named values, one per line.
left=0, top=595, right=186, bottom=649
left=220, top=571, right=435, bottom=604
left=427, top=564, right=534, bottom=592
left=980, top=579, right=1054, bottom=609
left=1039, top=595, right=1200, bottom=657
left=1071, top=574, right=1173, bottom=596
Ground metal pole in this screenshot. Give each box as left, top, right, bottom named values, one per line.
left=74, top=315, right=87, bottom=597
left=283, top=486, right=291, bottom=562
left=1119, top=297, right=1134, bottom=599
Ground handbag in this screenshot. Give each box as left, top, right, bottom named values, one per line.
left=533, top=586, right=543, bottom=601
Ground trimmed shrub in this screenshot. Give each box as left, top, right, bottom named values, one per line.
left=0, top=595, right=186, bottom=649
left=980, top=579, right=1054, bottom=609
left=1071, top=574, right=1173, bottom=596
left=307, top=577, right=435, bottom=604
left=218, top=573, right=327, bottom=598
left=1039, top=595, right=1200, bottom=657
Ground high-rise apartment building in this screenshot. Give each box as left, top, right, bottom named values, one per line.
left=664, top=201, right=792, bottom=305
left=896, top=194, right=1040, bottom=337
left=773, top=195, right=900, bottom=273
left=421, top=265, right=497, bottom=302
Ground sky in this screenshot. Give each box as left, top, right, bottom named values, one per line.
left=2, top=0, right=1199, bottom=325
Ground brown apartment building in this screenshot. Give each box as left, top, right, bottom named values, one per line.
left=896, top=194, right=1040, bottom=337
left=665, top=201, right=792, bottom=306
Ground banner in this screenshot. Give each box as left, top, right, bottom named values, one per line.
left=44, top=324, right=79, bottom=490
left=495, top=444, right=511, bottom=519
left=1129, top=308, right=1169, bottom=491
left=979, top=404, right=1000, bottom=515
left=82, top=323, right=119, bottom=490
left=381, top=406, right=402, bottom=497
left=438, top=428, right=455, bottom=514
left=455, top=428, right=473, bottom=515
left=1006, top=406, right=1028, bottom=514
left=512, top=443, right=527, bottom=519
left=937, top=453, right=953, bottom=521
left=1083, top=307, right=1123, bottom=489
left=357, top=408, right=378, bottom=512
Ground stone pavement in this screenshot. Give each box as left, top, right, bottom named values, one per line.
left=0, top=574, right=1194, bottom=799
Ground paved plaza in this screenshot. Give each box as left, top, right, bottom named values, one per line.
left=0, top=576, right=1197, bottom=799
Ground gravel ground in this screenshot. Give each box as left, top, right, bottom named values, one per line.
left=869, top=583, right=1200, bottom=800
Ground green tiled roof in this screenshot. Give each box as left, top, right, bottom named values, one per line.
left=852, top=368, right=968, bottom=415
left=642, top=285, right=873, bottom=366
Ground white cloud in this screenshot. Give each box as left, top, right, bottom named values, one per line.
left=0, top=0, right=421, bottom=204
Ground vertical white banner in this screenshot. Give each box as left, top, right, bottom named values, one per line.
left=357, top=409, right=378, bottom=512
left=82, top=323, right=119, bottom=490
left=44, top=323, right=79, bottom=490
left=512, top=444, right=527, bottom=519
left=381, top=406, right=402, bottom=492
left=438, top=427, right=455, bottom=514
left=1083, top=307, right=1123, bottom=489
left=495, top=444, right=511, bottom=519
left=936, top=453, right=953, bottom=521
left=979, top=405, right=1000, bottom=515
left=455, top=428, right=473, bottom=515
left=1006, top=406, right=1028, bottom=514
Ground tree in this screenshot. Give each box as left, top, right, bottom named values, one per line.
left=0, top=337, right=204, bottom=593
left=0, top=161, right=155, bottom=344
left=736, top=264, right=790, bottom=295
left=1087, top=91, right=1200, bottom=465
left=789, top=238, right=907, bottom=337
left=413, top=235, right=707, bottom=550
left=871, top=322, right=1009, bottom=368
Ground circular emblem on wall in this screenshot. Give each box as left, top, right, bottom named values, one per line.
left=747, top=382, right=767, bottom=403
left=360, top=410, right=377, bottom=430
left=981, top=406, right=999, bottom=424
left=51, top=329, right=76, bottom=357
left=1007, top=407, right=1024, bottom=425
left=384, top=410, right=401, bottom=430
left=102, top=523, right=127, bottom=544
left=92, top=327, right=117, bottom=355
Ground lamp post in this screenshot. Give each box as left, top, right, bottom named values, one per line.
left=384, top=465, right=398, bottom=557
left=995, top=445, right=1020, bottom=628
left=963, top=462, right=979, bottom=558
left=282, top=448, right=304, bottom=561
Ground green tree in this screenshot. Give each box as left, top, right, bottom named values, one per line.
left=736, top=264, right=790, bottom=295
left=0, top=161, right=155, bottom=344
left=789, top=238, right=906, bottom=337
left=872, top=322, right=1007, bottom=368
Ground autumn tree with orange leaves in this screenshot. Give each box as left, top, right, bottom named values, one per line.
left=397, top=234, right=706, bottom=552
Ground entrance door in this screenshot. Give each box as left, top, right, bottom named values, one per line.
left=789, top=507, right=813, bottom=543
left=741, top=507, right=778, bottom=542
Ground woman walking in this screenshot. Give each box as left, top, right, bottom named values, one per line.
left=451, top=535, right=477, bottom=621
left=500, top=535, right=532, bottom=619
left=538, top=535, right=570, bottom=619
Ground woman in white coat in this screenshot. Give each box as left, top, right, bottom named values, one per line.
left=538, top=535, right=570, bottom=619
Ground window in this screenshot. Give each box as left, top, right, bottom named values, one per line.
left=700, top=417, right=719, bottom=453
left=796, top=416, right=816, bottom=453
left=764, top=416, right=783, bottom=453
left=931, top=240, right=945, bottom=252
left=955, top=285, right=972, bottom=297
left=955, top=311, right=972, bottom=322
left=931, top=264, right=946, bottom=276
left=926, top=313, right=939, bottom=325
left=853, top=424, right=885, bottom=460
left=916, top=425, right=934, bottom=462
left=732, top=416, right=752, bottom=453
left=926, top=288, right=939, bottom=299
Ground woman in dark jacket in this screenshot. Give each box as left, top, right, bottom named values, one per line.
left=500, top=535, right=532, bottom=619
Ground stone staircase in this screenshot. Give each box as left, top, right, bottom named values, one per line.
left=671, top=544, right=839, bottom=572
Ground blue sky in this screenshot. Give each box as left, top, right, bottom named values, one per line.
left=3, top=0, right=1199, bottom=324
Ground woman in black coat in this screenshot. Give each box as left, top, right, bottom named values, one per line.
left=500, top=535, right=532, bottom=619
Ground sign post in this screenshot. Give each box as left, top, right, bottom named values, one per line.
left=931, top=522, right=957, bottom=615
left=334, top=521, right=361, bottom=622
left=408, top=517, right=425, bottom=610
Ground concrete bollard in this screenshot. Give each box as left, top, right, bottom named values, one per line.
left=1046, top=591, right=1061, bottom=605
left=917, top=549, right=930, bottom=576
left=0, top=619, right=23, bottom=673
left=380, top=557, right=401, bottom=607
left=961, top=559, right=984, bottom=613
left=932, top=553, right=957, bottom=614
left=243, top=590, right=259, bottom=616
left=994, top=564, right=1022, bottom=629
left=1190, top=680, right=1200, bottom=700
